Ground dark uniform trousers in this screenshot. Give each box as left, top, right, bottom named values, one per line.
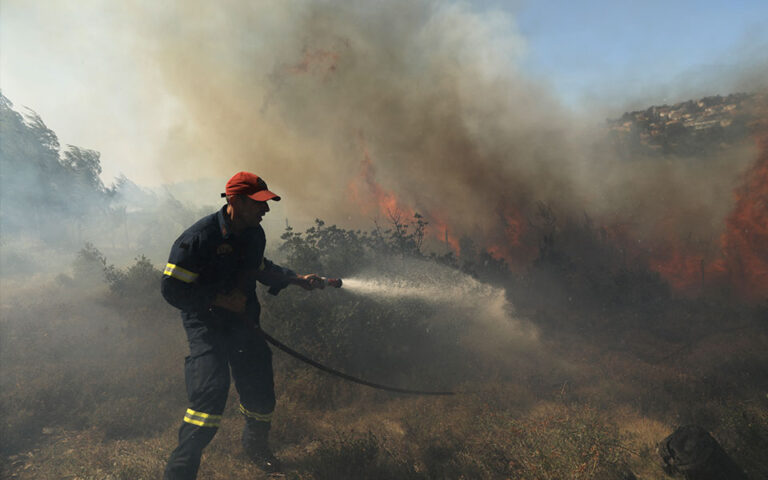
left=164, top=307, right=275, bottom=480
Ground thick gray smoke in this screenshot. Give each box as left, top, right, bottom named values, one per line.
left=128, top=0, right=763, bottom=256
left=142, top=1, right=573, bottom=229
left=2, top=0, right=765, bottom=273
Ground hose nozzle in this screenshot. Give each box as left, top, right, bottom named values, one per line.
left=323, top=277, right=343, bottom=288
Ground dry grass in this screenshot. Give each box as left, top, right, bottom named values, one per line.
left=2, top=276, right=767, bottom=479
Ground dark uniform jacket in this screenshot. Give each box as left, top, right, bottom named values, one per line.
left=161, top=205, right=294, bottom=321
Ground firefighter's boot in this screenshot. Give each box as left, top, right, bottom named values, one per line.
left=242, top=418, right=282, bottom=473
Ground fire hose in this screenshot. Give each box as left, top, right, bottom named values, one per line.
left=259, top=276, right=456, bottom=396
left=258, top=327, right=455, bottom=396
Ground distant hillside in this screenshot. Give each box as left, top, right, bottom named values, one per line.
left=607, top=92, right=764, bottom=156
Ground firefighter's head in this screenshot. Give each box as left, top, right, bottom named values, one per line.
left=222, top=172, right=280, bottom=229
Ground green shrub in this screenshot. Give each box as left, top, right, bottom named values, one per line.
left=71, top=243, right=162, bottom=303
left=105, top=254, right=162, bottom=302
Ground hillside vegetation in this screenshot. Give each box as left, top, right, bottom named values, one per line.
left=1, top=214, right=767, bottom=479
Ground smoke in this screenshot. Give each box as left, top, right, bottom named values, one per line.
left=132, top=1, right=569, bottom=226
left=2, top=0, right=765, bottom=290
left=125, top=0, right=764, bottom=266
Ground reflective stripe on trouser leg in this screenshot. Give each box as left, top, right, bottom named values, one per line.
left=239, top=403, right=273, bottom=422
left=184, top=408, right=222, bottom=428
left=166, top=322, right=230, bottom=480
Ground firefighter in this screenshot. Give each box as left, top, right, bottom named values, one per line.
left=162, top=171, right=323, bottom=479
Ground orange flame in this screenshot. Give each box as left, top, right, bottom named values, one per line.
left=347, top=117, right=767, bottom=302
left=485, top=206, right=535, bottom=268
left=719, top=130, right=768, bottom=300
left=429, top=212, right=461, bottom=254
left=647, top=128, right=768, bottom=300
left=347, top=136, right=460, bottom=253
left=348, top=139, right=413, bottom=219
left=502, top=209, right=525, bottom=247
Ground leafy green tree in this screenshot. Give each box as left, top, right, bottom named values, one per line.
left=0, top=93, right=113, bottom=244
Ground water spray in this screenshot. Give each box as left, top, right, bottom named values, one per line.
left=257, top=261, right=534, bottom=395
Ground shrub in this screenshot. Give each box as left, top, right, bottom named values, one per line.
left=105, top=254, right=162, bottom=302
left=269, top=215, right=471, bottom=385
left=72, top=242, right=107, bottom=286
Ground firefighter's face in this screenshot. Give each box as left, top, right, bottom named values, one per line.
left=232, top=195, right=270, bottom=227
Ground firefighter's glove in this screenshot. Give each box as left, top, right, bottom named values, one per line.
left=294, top=274, right=325, bottom=291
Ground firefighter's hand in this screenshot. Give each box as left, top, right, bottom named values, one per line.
left=212, top=289, right=247, bottom=313
left=293, top=274, right=325, bottom=290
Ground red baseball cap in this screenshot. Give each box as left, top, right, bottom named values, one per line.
left=222, top=171, right=281, bottom=202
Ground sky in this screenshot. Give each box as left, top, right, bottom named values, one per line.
left=1, top=0, right=767, bottom=189
left=513, top=0, right=768, bottom=107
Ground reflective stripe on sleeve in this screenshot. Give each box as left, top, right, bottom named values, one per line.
left=239, top=404, right=273, bottom=422
left=164, top=263, right=199, bottom=283
left=183, top=408, right=221, bottom=428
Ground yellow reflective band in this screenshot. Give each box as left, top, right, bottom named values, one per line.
left=184, top=417, right=215, bottom=427
left=184, top=408, right=221, bottom=428
left=164, top=263, right=199, bottom=283
left=186, top=408, right=221, bottom=419
left=239, top=404, right=272, bottom=422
